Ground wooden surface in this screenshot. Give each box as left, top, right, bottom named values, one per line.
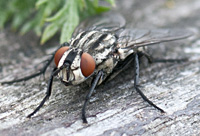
left=0, top=0, right=200, bottom=135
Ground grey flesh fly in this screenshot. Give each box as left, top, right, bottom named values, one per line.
left=1, top=13, right=192, bottom=123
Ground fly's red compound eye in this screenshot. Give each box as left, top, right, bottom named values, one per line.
left=54, top=46, right=70, bottom=67
left=80, top=53, right=96, bottom=77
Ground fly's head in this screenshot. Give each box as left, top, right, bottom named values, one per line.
left=54, top=46, right=96, bottom=85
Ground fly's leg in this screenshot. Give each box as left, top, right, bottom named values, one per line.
left=1, top=55, right=54, bottom=85
left=27, top=63, right=70, bottom=118
left=1, top=42, right=69, bottom=85
left=134, top=53, right=165, bottom=113
left=82, top=71, right=103, bottom=123
left=27, top=67, right=61, bottom=118
left=27, top=67, right=56, bottom=118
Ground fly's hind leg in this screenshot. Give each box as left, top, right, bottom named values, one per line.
left=133, top=53, right=165, bottom=113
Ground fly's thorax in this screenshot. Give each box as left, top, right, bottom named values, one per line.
left=70, top=30, right=117, bottom=53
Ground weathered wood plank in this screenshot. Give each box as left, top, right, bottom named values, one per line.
left=0, top=0, right=200, bottom=135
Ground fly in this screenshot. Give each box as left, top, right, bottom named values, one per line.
left=0, top=13, right=192, bottom=123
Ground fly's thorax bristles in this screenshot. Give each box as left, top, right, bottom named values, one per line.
left=75, top=31, right=99, bottom=49
left=70, top=30, right=116, bottom=52
left=70, top=31, right=87, bottom=46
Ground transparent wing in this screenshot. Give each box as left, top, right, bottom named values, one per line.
left=72, top=12, right=126, bottom=37
left=117, top=29, right=193, bottom=49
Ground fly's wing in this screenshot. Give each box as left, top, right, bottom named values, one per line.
left=116, top=29, right=193, bottom=49
left=72, top=13, right=126, bottom=37
left=104, top=29, right=193, bottom=83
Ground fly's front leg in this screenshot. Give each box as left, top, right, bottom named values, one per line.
left=27, top=67, right=59, bottom=118
left=82, top=71, right=103, bottom=123
left=134, top=53, right=165, bottom=113
left=1, top=42, right=69, bottom=85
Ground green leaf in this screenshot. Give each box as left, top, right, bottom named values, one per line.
left=34, top=25, right=42, bottom=36
left=20, top=21, right=34, bottom=35
left=95, top=6, right=110, bottom=14
left=45, top=5, right=68, bottom=22
left=0, top=0, right=115, bottom=45
left=40, top=23, right=59, bottom=44
left=93, top=0, right=99, bottom=7
left=0, top=11, right=11, bottom=29
left=43, top=0, right=62, bottom=19
left=77, top=0, right=86, bottom=11
left=36, top=0, right=48, bottom=8
left=11, top=15, right=25, bottom=30
left=60, top=0, right=79, bottom=43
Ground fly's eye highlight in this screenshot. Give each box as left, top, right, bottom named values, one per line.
left=80, top=53, right=96, bottom=77
left=54, top=46, right=70, bottom=67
